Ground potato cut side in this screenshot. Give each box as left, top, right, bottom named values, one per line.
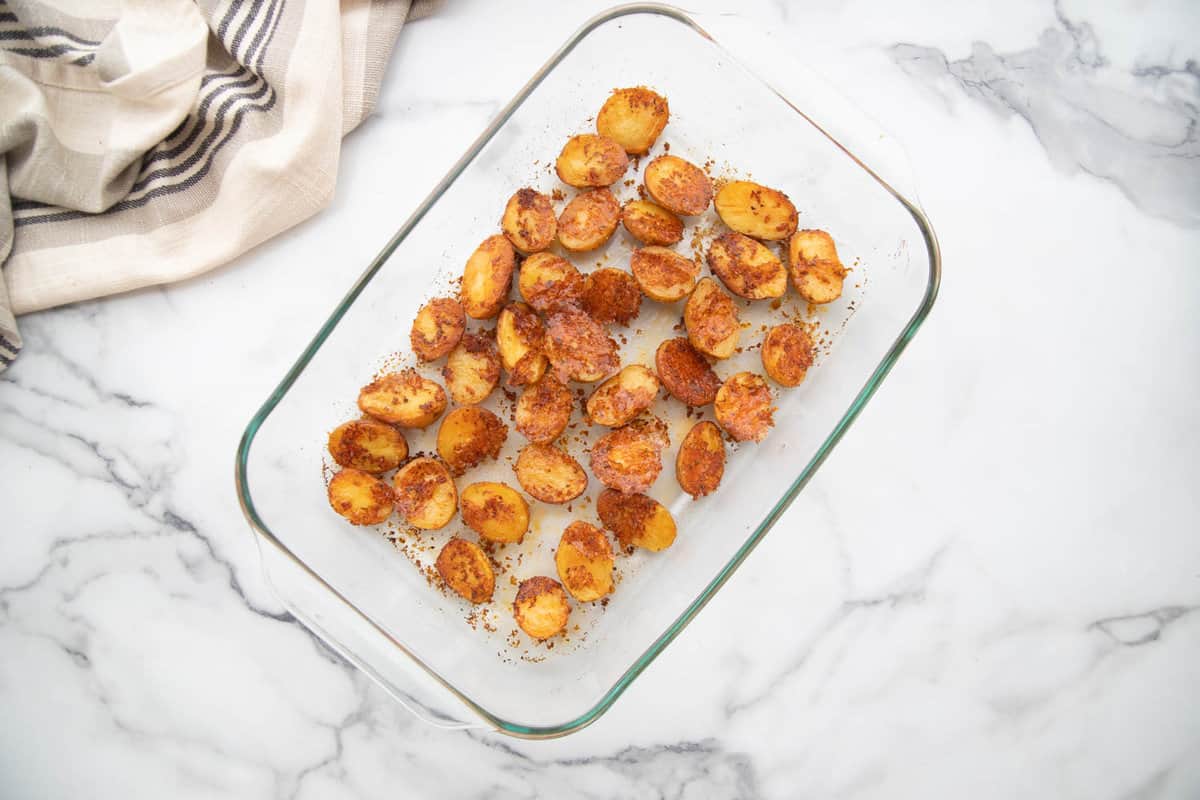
left=675, top=420, right=725, bottom=498
left=514, top=444, right=587, bottom=504
left=513, top=576, right=571, bottom=640
left=410, top=297, right=465, bottom=362
left=762, top=323, right=814, bottom=387
left=496, top=302, right=548, bottom=386
left=357, top=370, right=447, bottom=428
left=684, top=277, right=740, bottom=359
left=515, top=375, right=573, bottom=444
left=589, top=416, right=670, bottom=494
left=460, top=482, right=530, bottom=543
left=596, top=489, right=677, bottom=552
left=621, top=199, right=683, bottom=246
left=443, top=331, right=501, bottom=405
left=501, top=188, right=557, bottom=253
left=714, top=372, right=775, bottom=443
left=544, top=307, right=619, bottom=383
left=586, top=364, right=659, bottom=427
left=788, top=228, right=847, bottom=304
left=707, top=232, right=787, bottom=300
left=393, top=457, right=458, bottom=529
left=555, top=521, right=615, bottom=602
left=630, top=246, right=699, bottom=303
left=655, top=337, right=721, bottom=407
left=596, top=86, right=669, bottom=155
left=327, top=468, right=394, bottom=526
left=555, top=133, right=629, bottom=187
left=581, top=267, right=642, bottom=326
left=714, top=181, right=798, bottom=241
left=557, top=188, right=620, bottom=252
left=644, top=154, right=712, bottom=216
left=518, top=252, right=584, bottom=314
left=436, top=406, right=508, bottom=474
left=436, top=538, right=495, bottom=604
left=461, top=235, right=516, bottom=319
left=327, top=419, right=408, bottom=473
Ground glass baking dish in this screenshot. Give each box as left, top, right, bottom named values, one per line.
left=236, top=3, right=940, bottom=738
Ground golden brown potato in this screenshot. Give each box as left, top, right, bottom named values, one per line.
left=496, top=302, right=548, bottom=386
left=544, top=307, right=619, bottom=383
left=410, top=297, right=465, bottom=362
left=644, top=154, right=712, bottom=215
left=514, top=444, right=587, bottom=504
left=460, top=481, right=530, bottom=543
left=501, top=188, right=557, bottom=253
left=714, top=181, right=799, bottom=241
left=589, top=416, right=669, bottom=494
left=357, top=370, right=447, bottom=428
left=443, top=332, right=501, bottom=405
left=684, top=277, right=740, bottom=359
left=596, top=86, right=669, bottom=155
left=586, top=365, right=659, bottom=427
left=513, top=576, right=571, bottom=639
left=788, top=229, right=847, bottom=304
left=675, top=420, right=725, bottom=498
left=761, top=323, right=815, bottom=387
left=555, top=521, right=614, bottom=602
left=581, top=267, right=642, bottom=326
left=327, top=468, right=394, bottom=526
left=518, top=252, right=584, bottom=314
left=714, top=372, right=775, bottom=442
left=707, top=232, right=787, bottom=300
left=436, top=538, right=495, bottom=604
left=630, top=246, right=699, bottom=302
left=327, top=420, right=408, bottom=473
left=621, top=199, right=683, bottom=246
left=555, top=133, right=629, bottom=187
left=515, top=375, right=573, bottom=444
left=557, top=188, right=620, bottom=252
left=596, top=489, right=677, bottom=551
left=393, top=457, right=458, bottom=529
left=461, top=235, right=516, bottom=319
left=436, top=406, right=508, bottom=474
left=655, top=338, right=721, bottom=407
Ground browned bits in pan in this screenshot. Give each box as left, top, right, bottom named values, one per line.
left=556, top=133, right=629, bottom=187
left=443, top=331, right=501, bottom=405
left=461, top=235, right=516, bottom=319
left=436, top=538, right=495, bottom=604
left=684, top=277, right=740, bottom=359
left=544, top=307, right=620, bottom=383
left=630, top=246, right=699, bottom=302
left=410, top=297, right=465, bottom=361
left=589, top=416, right=670, bottom=494
left=596, top=489, right=677, bottom=552
left=675, top=420, right=726, bottom=498
left=515, top=375, right=573, bottom=444
left=555, top=521, right=615, bottom=602
left=714, top=372, right=775, bottom=442
left=501, top=187, right=557, bottom=253
left=393, top=457, right=458, bottom=529
left=357, top=369, right=447, bottom=428
left=518, top=252, right=584, bottom=314
left=461, top=481, right=530, bottom=543
left=788, top=228, right=847, bottom=304
left=514, top=443, right=587, bottom=504
left=581, top=267, right=642, bottom=326
left=327, top=468, right=395, bottom=526
left=761, top=323, right=814, bottom=386
left=621, top=199, right=684, bottom=246
left=644, top=154, right=712, bottom=215
left=436, top=406, right=508, bottom=474
left=714, top=180, right=798, bottom=241
left=557, top=188, right=621, bottom=252
left=513, top=576, right=571, bottom=639
left=327, top=420, right=408, bottom=473
left=655, top=337, right=721, bottom=406
left=706, top=232, right=787, bottom=300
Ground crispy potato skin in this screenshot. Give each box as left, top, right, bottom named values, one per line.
left=589, top=416, right=669, bottom=494
left=513, top=576, right=571, bottom=639
left=684, top=277, right=740, bottom=359
left=436, top=406, right=508, bottom=474
left=497, top=302, right=548, bottom=386
left=581, top=267, right=642, bottom=326
left=327, top=468, right=394, bottom=526
left=556, top=133, right=629, bottom=187
left=514, top=444, right=587, bottom=504
left=357, top=370, right=447, bottom=428
left=443, top=332, right=501, bottom=405
left=436, top=538, right=495, bottom=604
left=586, top=365, right=659, bottom=427
left=518, top=252, right=584, bottom=314
left=621, top=199, right=683, bottom=246
left=676, top=420, right=725, bottom=498
left=714, top=372, right=775, bottom=442
left=501, top=188, right=557, bottom=253
left=555, top=521, right=614, bottom=601
left=392, top=457, right=458, bottom=529
left=596, top=489, right=677, bottom=551
left=655, top=337, right=721, bottom=406
left=557, top=188, right=620, bottom=252
left=460, top=482, right=530, bottom=543
left=462, top=235, right=516, bottom=319
left=327, top=420, right=408, bottom=473
left=788, top=229, right=847, bottom=304
left=516, top=375, right=573, bottom=444
left=544, top=307, right=620, bottom=383
left=630, top=246, right=699, bottom=302
left=644, top=155, right=712, bottom=215
left=706, top=232, right=787, bottom=300
left=762, top=323, right=814, bottom=386
left=597, top=87, right=669, bottom=155
left=410, top=297, right=465, bottom=361
left=714, top=181, right=798, bottom=241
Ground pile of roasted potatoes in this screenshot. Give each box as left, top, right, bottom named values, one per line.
left=326, top=86, right=847, bottom=642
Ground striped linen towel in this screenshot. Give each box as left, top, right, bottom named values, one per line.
left=0, top=0, right=439, bottom=372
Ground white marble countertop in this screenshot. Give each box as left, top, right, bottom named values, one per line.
left=3, top=1, right=1199, bottom=797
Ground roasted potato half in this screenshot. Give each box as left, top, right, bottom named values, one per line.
left=513, top=576, right=571, bottom=640
left=644, top=154, right=712, bottom=216
left=555, top=521, right=615, bottom=602
left=675, top=420, right=725, bottom=498
left=514, top=444, right=587, bottom=504
left=518, top=252, right=584, bottom=314
left=496, top=302, right=548, bottom=386
left=460, top=481, right=530, bottom=543
left=557, top=188, right=620, bottom=252
left=443, top=332, right=501, bottom=405
left=436, top=538, right=495, bottom=604
left=327, top=420, right=408, bottom=473
left=655, top=337, right=721, bottom=406
left=410, top=297, right=465, bottom=362
left=630, top=246, right=699, bottom=303
left=581, top=267, right=642, bottom=326
left=461, top=235, right=516, bottom=319
left=586, top=364, right=659, bottom=427
left=596, top=489, right=677, bottom=552
left=327, top=468, right=394, bottom=526
left=358, top=370, right=447, bottom=428
left=590, top=416, right=669, bottom=494
left=544, top=307, right=619, bottom=383
left=714, top=372, right=775, bottom=442
left=788, top=229, right=847, bottom=304
left=761, top=323, right=815, bottom=387
left=515, top=375, right=573, bottom=444
left=714, top=181, right=798, bottom=241
left=436, top=406, right=508, bottom=474
left=596, top=86, right=669, bottom=155
left=684, top=277, right=740, bottom=359
left=393, top=457, right=458, bottom=529
left=621, top=199, right=683, bottom=246
left=707, top=232, right=788, bottom=300
left=501, top=188, right=557, bottom=253
left=555, top=133, right=629, bottom=187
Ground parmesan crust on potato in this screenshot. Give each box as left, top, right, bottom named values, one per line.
left=556, top=134, right=628, bottom=187
left=393, top=457, right=458, bottom=529
left=513, top=576, right=571, bottom=639
left=788, top=228, right=847, bottom=304
left=357, top=370, right=447, bottom=428
left=761, top=323, right=814, bottom=386
left=460, top=482, right=530, bottom=544
left=684, top=277, right=740, bottom=359
left=655, top=337, right=721, bottom=407
left=515, top=375, right=573, bottom=444
left=518, top=252, right=584, bottom=314
left=644, top=154, right=712, bottom=216
left=461, top=235, right=516, bottom=319
left=596, top=489, right=677, bottom=552
left=557, top=188, right=620, bottom=252
left=443, top=332, right=501, bottom=405
left=410, top=297, right=465, bottom=362
left=436, top=406, right=508, bottom=474
left=714, top=181, right=798, bottom=241
left=581, top=267, right=642, bottom=326
left=589, top=416, right=670, bottom=494
left=544, top=307, right=619, bottom=383
left=714, top=372, right=775, bottom=442
left=596, top=86, right=669, bottom=155
left=630, top=246, right=699, bottom=303
left=436, top=538, right=495, bottom=604
left=327, top=420, right=408, bottom=473
left=501, top=188, right=557, bottom=253
left=555, top=521, right=615, bottom=602
left=585, top=364, right=659, bottom=427
left=327, top=468, right=394, bottom=526
left=514, top=443, right=587, bottom=504
left=621, top=200, right=683, bottom=246
left=706, top=232, right=787, bottom=300
left=675, top=420, right=725, bottom=498
left=497, top=302, right=548, bottom=387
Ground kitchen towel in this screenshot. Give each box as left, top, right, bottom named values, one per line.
left=0, top=0, right=439, bottom=372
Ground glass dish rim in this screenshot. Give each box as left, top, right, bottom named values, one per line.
left=234, top=2, right=942, bottom=740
